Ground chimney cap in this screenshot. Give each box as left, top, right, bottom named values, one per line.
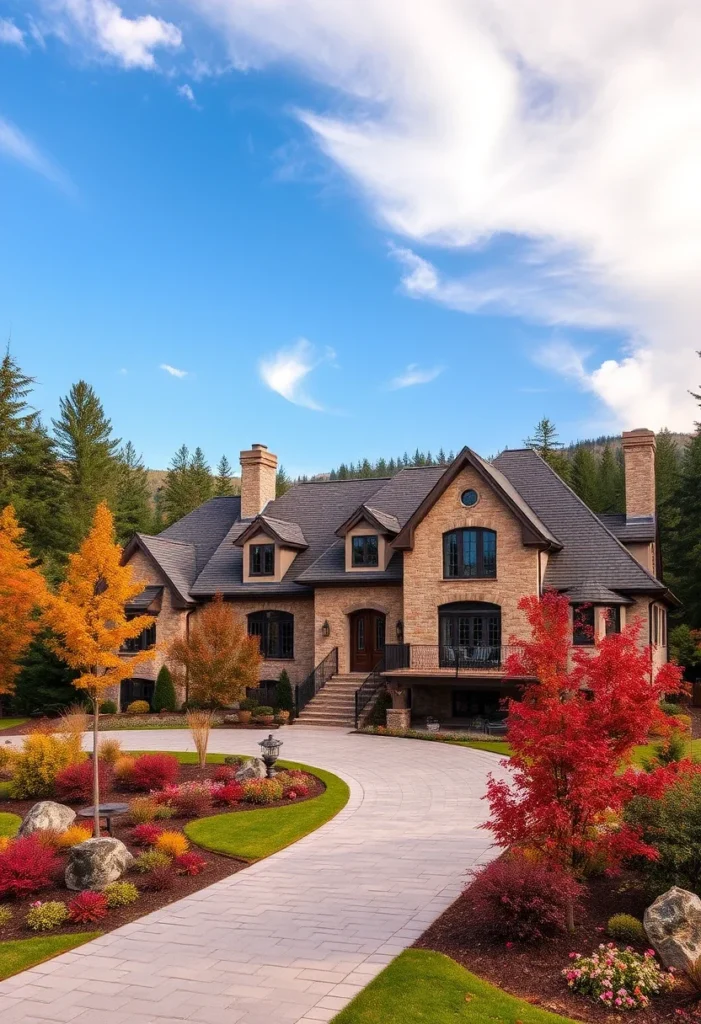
left=622, top=428, right=656, bottom=447
left=251, top=443, right=268, bottom=450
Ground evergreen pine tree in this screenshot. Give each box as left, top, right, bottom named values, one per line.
left=153, top=664, right=178, bottom=712
left=190, top=447, right=213, bottom=506
left=114, top=441, right=152, bottom=543
left=275, top=669, right=294, bottom=719
left=376, top=457, right=388, bottom=476
left=163, top=444, right=196, bottom=525
left=11, top=631, right=80, bottom=716
left=214, top=455, right=235, bottom=496
left=52, top=380, right=120, bottom=544
left=437, top=447, right=447, bottom=464
left=598, top=443, right=625, bottom=513
left=524, top=417, right=571, bottom=481
left=655, top=429, right=682, bottom=569
left=276, top=465, right=292, bottom=496
left=569, top=444, right=599, bottom=509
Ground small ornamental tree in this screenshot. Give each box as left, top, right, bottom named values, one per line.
left=0, top=506, right=48, bottom=714
left=275, top=670, right=294, bottom=718
left=44, top=503, right=155, bottom=835
left=484, top=590, right=686, bottom=932
left=167, top=593, right=261, bottom=707
left=153, top=664, right=177, bottom=712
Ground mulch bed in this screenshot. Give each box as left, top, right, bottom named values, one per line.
left=417, top=871, right=700, bottom=1023
left=0, top=763, right=323, bottom=944
left=0, top=716, right=285, bottom=735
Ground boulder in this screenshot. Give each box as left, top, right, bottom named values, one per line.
left=644, top=886, right=701, bottom=983
left=65, top=838, right=134, bottom=891
left=235, top=757, right=267, bottom=782
left=19, top=801, right=76, bottom=837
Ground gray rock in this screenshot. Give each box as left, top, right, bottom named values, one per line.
left=235, top=757, right=267, bottom=782
left=65, top=838, right=134, bottom=891
left=644, top=886, right=701, bottom=984
left=19, top=801, right=76, bottom=837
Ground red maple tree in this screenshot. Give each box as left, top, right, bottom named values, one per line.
left=485, top=590, right=689, bottom=931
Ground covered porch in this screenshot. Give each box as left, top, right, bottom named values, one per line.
left=381, top=675, right=524, bottom=733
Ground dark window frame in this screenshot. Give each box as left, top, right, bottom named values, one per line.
left=351, top=535, right=379, bottom=567
left=604, top=606, right=621, bottom=636
left=122, top=615, right=156, bottom=653
left=250, top=543, right=275, bottom=577
left=572, top=603, right=595, bottom=646
left=247, top=610, right=294, bottom=660
left=443, top=528, right=497, bottom=579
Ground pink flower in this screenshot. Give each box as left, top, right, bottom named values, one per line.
left=505, top=942, right=514, bottom=949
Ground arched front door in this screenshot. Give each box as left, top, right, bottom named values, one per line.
left=350, top=609, right=386, bottom=673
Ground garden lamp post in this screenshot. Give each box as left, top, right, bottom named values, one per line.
left=259, top=734, right=282, bottom=777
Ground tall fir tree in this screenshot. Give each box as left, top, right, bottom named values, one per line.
left=189, top=447, right=213, bottom=506
left=668, top=362, right=701, bottom=625
left=569, top=444, right=599, bottom=509
left=114, top=441, right=152, bottom=543
left=276, top=465, right=292, bottom=496
left=524, top=418, right=570, bottom=481
left=52, top=380, right=120, bottom=545
left=163, top=445, right=196, bottom=524
left=655, top=429, right=682, bottom=573
left=214, top=455, right=235, bottom=496
left=597, top=443, right=625, bottom=513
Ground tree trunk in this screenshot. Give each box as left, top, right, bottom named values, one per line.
left=566, top=897, right=575, bottom=934
left=92, top=695, right=100, bottom=838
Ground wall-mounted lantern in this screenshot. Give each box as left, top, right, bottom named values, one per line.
left=321, top=620, right=331, bottom=638
left=396, top=620, right=404, bottom=642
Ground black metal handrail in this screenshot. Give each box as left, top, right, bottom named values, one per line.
left=354, top=656, right=385, bottom=728
left=383, top=643, right=517, bottom=675
left=295, top=647, right=338, bottom=715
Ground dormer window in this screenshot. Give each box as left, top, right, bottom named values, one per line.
left=352, top=535, right=379, bottom=567
left=250, top=543, right=275, bottom=576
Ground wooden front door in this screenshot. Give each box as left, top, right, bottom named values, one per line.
left=350, top=610, right=386, bottom=673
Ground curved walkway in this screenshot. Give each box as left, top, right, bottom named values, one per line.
left=0, top=728, right=508, bottom=1024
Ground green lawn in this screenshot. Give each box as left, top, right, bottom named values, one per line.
left=0, top=812, right=21, bottom=837
left=332, top=949, right=578, bottom=1024
left=185, top=760, right=349, bottom=861
left=0, top=719, right=27, bottom=731
left=629, top=736, right=701, bottom=767
left=0, top=933, right=101, bottom=981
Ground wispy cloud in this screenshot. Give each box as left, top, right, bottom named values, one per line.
left=176, top=83, right=198, bottom=107
left=160, top=363, right=188, bottom=378
left=259, top=338, right=335, bottom=411
left=0, top=116, right=73, bottom=193
left=387, top=362, right=443, bottom=390
left=0, top=18, right=26, bottom=48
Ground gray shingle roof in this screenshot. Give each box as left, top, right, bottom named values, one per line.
left=159, top=497, right=241, bottom=575
left=598, top=514, right=657, bottom=543
left=363, top=506, right=401, bottom=534
left=125, top=584, right=163, bottom=612
left=234, top=515, right=307, bottom=548
left=493, top=449, right=665, bottom=596
left=296, top=540, right=403, bottom=585
left=135, top=534, right=197, bottom=606
left=365, top=467, right=446, bottom=527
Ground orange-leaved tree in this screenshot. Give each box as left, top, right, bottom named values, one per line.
left=0, top=505, right=48, bottom=714
left=44, top=502, right=155, bottom=834
left=167, top=593, right=261, bottom=707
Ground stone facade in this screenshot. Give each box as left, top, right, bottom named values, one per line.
left=314, top=584, right=403, bottom=673
left=402, top=465, right=537, bottom=647
left=223, top=596, right=315, bottom=687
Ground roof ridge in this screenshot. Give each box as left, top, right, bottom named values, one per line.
left=142, top=533, right=196, bottom=549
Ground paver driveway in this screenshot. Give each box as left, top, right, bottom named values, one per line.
left=0, top=727, right=508, bottom=1024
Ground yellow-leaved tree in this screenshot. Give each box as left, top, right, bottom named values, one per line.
left=44, top=502, right=155, bottom=834
left=0, top=505, right=48, bottom=715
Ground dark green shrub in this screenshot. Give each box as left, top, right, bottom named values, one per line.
left=624, top=773, right=701, bottom=893
left=253, top=705, right=274, bottom=717
left=99, top=700, right=118, bottom=715
left=659, top=700, right=687, bottom=717
left=239, top=697, right=259, bottom=712
left=275, top=671, right=294, bottom=719
left=607, top=914, right=646, bottom=944
left=153, top=666, right=177, bottom=713
left=366, top=688, right=392, bottom=727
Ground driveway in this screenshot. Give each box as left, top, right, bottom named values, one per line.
left=0, top=727, right=508, bottom=1024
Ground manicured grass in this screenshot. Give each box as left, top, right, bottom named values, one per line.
left=629, top=736, right=701, bottom=767
left=0, top=782, right=11, bottom=800
left=448, top=738, right=512, bottom=756
left=0, top=719, right=27, bottom=731
left=0, top=812, right=21, bottom=837
left=331, top=949, right=578, bottom=1024
left=185, top=760, right=350, bottom=861
left=0, top=933, right=101, bottom=981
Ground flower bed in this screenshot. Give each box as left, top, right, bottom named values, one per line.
left=0, top=755, right=324, bottom=946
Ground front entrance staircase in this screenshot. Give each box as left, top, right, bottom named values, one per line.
left=295, top=673, right=366, bottom=728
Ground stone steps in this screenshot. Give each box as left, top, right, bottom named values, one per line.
left=294, top=672, right=364, bottom=728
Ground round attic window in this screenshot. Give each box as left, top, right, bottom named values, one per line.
left=460, top=488, right=479, bottom=508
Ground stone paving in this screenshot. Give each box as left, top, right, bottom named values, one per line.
left=0, top=727, right=508, bottom=1024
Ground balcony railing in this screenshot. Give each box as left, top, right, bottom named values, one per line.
left=384, top=643, right=518, bottom=675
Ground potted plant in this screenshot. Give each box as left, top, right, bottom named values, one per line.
left=275, top=710, right=290, bottom=725
left=237, top=697, right=258, bottom=726
left=252, top=705, right=275, bottom=726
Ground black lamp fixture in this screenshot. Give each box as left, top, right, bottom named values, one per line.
left=396, top=619, right=404, bottom=642
left=321, top=619, right=331, bottom=638
left=259, top=734, right=282, bottom=777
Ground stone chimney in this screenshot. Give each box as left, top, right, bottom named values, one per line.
left=622, top=429, right=656, bottom=518
left=240, top=444, right=278, bottom=519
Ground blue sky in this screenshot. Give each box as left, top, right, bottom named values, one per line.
left=1, top=1, right=698, bottom=477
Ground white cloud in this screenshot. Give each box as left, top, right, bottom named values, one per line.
left=259, top=338, right=334, bottom=411
left=160, top=363, right=188, bottom=378
left=43, top=0, right=182, bottom=69
left=0, top=116, right=73, bottom=192
left=177, top=83, right=197, bottom=106
left=177, top=0, right=701, bottom=430
left=388, top=362, right=443, bottom=390
left=0, top=18, right=26, bottom=48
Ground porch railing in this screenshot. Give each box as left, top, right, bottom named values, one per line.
left=295, top=647, right=338, bottom=716
left=383, top=643, right=517, bottom=675
left=354, top=656, right=385, bottom=729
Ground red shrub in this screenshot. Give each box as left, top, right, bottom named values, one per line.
left=142, top=866, right=174, bottom=891
left=68, top=890, right=109, bottom=924
left=127, top=754, right=179, bottom=792
left=170, top=784, right=212, bottom=817
left=175, top=852, right=208, bottom=876
left=212, top=781, right=244, bottom=806
left=463, top=856, right=585, bottom=943
left=0, top=837, right=60, bottom=899
left=283, top=784, right=309, bottom=799
left=54, top=760, right=111, bottom=803
left=130, top=823, right=164, bottom=847
left=213, top=765, right=237, bottom=783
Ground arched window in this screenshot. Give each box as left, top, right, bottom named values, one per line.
left=247, top=610, right=294, bottom=660
left=443, top=528, right=496, bottom=579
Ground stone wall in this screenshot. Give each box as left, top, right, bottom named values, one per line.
left=314, top=585, right=404, bottom=673
left=226, top=596, right=315, bottom=687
